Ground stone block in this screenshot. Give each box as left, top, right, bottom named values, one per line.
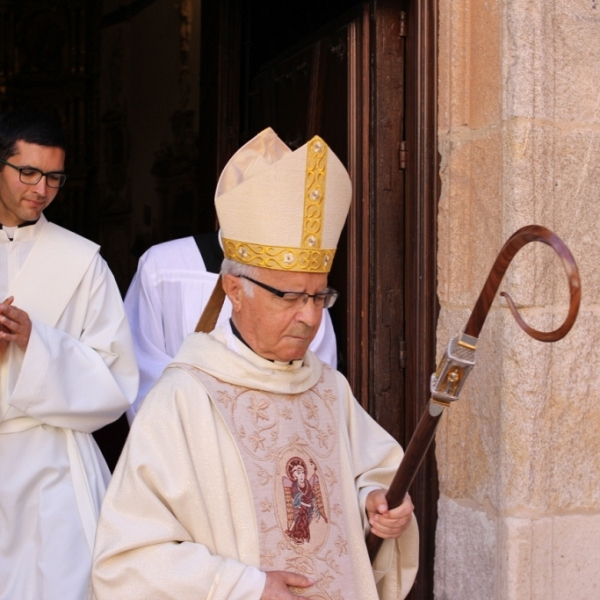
left=553, top=0, right=600, bottom=124
left=468, top=0, right=501, bottom=128
left=435, top=309, right=505, bottom=506
left=552, top=514, right=600, bottom=599
left=504, top=0, right=600, bottom=123
left=504, top=0, right=557, bottom=120
left=497, top=516, right=534, bottom=598
left=438, top=0, right=502, bottom=132
left=438, top=131, right=504, bottom=306
left=502, top=121, right=600, bottom=305
left=434, top=495, right=496, bottom=600
left=543, top=311, right=600, bottom=509
left=436, top=502, right=600, bottom=599
left=436, top=308, right=600, bottom=512
left=437, top=0, right=470, bottom=131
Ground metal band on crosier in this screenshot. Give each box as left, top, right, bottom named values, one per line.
left=222, top=238, right=336, bottom=273
left=302, top=136, right=327, bottom=250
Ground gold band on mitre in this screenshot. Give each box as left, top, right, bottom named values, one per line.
left=303, top=137, right=327, bottom=250
left=221, top=136, right=336, bottom=273
left=222, top=238, right=336, bottom=273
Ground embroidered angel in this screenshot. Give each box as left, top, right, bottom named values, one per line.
left=283, top=457, right=328, bottom=544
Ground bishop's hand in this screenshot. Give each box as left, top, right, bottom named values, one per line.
left=366, top=489, right=414, bottom=540
left=261, top=570, right=314, bottom=599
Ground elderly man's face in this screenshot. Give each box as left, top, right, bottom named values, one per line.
left=224, top=268, right=329, bottom=363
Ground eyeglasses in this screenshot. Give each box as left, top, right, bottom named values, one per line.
left=239, top=275, right=339, bottom=309
left=0, top=158, right=67, bottom=188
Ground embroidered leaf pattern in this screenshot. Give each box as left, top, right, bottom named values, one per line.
left=216, top=390, right=233, bottom=408
left=247, top=395, right=271, bottom=424
left=319, top=569, right=335, bottom=588
left=287, top=433, right=301, bottom=446
left=321, top=389, right=336, bottom=404
left=261, top=498, right=273, bottom=512
left=249, top=430, right=266, bottom=452
left=324, top=550, right=342, bottom=574
left=331, top=503, right=342, bottom=516
left=302, top=396, right=319, bottom=421
left=324, top=466, right=337, bottom=488
left=262, top=550, right=276, bottom=567
left=334, top=536, right=348, bottom=556
left=281, top=406, right=293, bottom=420
left=285, top=556, right=316, bottom=575
left=256, top=465, right=271, bottom=486
left=316, top=428, right=329, bottom=449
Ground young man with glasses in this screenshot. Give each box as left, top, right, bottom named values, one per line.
left=93, top=128, right=418, bottom=600
left=0, top=109, right=138, bottom=599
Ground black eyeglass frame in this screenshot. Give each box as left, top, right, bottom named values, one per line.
left=0, top=158, right=67, bottom=188
left=238, top=274, right=339, bottom=309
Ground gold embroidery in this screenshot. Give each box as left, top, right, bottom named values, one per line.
left=304, top=137, right=327, bottom=250
left=222, top=238, right=335, bottom=273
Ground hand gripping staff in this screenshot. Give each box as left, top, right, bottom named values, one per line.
left=366, top=224, right=581, bottom=563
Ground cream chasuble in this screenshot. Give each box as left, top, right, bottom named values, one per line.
left=186, top=364, right=358, bottom=600
left=92, top=325, right=419, bottom=600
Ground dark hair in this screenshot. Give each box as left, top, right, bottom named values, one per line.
left=0, top=109, right=67, bottom=162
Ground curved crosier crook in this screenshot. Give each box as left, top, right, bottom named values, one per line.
left=463, top=224, right=581, bottom=342
left=366, top=225, right=581, bottom=564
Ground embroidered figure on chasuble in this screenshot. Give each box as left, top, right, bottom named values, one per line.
left=192, top=364, right=358, bottom=600
left=283, top=456, right=328, bottom=545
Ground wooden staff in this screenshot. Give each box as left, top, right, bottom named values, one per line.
left=366, top=224, right=581, bottom=563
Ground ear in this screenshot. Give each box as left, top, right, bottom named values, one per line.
left=222, top=273, right=244, bottom=313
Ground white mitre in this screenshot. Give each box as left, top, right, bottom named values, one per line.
left=216, top=127, right=352, bottom=273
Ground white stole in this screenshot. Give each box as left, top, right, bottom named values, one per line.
left=8, top=221, right=99, bottom=326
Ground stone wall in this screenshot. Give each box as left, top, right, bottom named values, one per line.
left=436, top=0, right=600, bottom=597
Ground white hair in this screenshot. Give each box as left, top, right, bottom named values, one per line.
left=220, top=258, right=261, bottom=297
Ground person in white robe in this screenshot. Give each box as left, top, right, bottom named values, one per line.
left=0, top=109, right=138, bottom=600
left=92, top=128, right=418, bottom=599
left=124, top=228, right=338, bottom=422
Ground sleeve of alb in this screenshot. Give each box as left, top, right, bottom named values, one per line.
left=8, top=256, right=138, bottom=433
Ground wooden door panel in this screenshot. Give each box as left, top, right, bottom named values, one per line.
left=250, top=47, right=314, bottom=148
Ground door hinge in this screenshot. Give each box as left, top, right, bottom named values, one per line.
left=399, top=340, right=407, bottom=369
left=399, top=12, right=407, bottom=38
left=399, top=140, right=408, bottom=170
